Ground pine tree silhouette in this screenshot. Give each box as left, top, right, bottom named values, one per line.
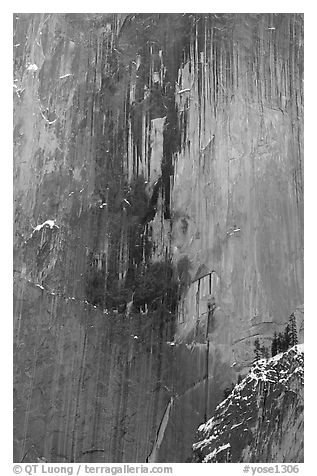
left=284, top=323, right=291, bottom=350
left=271, top=313, right=299, bottom=357
left=254, top=338, right=262, bottom=361
left=260, top=345, right=270, bottom=359
left=271, top=332, right=278, bottom=357
left=289, top=313, right=298, bottom=346
left=278, top=332, right=285, bottom=352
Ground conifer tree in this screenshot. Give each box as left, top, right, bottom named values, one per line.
left=271, top=313, right=299, bottom=357
left=254, top=338, right=262, bottom=361
left=277, top=332, right=285, bottom=352
left=289, top=312, right=298, bottom=346
left=271, top=332, right=278, bottom=357
left=260, top=345, right=270, bottom=359
left=284, top=323, right=291, bottom=350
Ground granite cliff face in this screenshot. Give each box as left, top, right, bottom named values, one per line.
left=13, top=14, right=303, bottom=463
left=193, top=345, right=304, bottom=463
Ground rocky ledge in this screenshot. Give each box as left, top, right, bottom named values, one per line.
left=193, top=344, right=304, bottom=463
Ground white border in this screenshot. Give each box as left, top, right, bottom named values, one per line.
left=3, top=4, right=314, bottom=473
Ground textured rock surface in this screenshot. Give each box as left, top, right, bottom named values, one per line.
left=13, top=14, right=303, bottom=462
left=193, top=345, right=304, bottom=463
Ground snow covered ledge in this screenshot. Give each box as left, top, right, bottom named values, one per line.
left=193, top=344, right=304, bottom=463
